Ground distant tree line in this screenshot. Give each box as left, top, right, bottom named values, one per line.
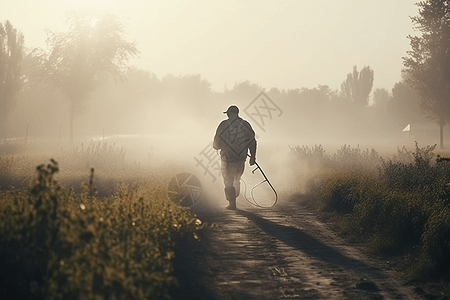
left=8, top=59, right=426, bottom=143
left=0, top=1, right=447, bottom=146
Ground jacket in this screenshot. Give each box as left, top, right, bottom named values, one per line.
left=213, top=116, right=257, bottom=162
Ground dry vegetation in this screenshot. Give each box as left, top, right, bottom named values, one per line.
left=291, top=142, right=450, bottom=293
left=0, top=141, right=204, bottom=300
left=4, top=138, right=450, bottom=298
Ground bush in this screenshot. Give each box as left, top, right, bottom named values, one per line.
left=290, top=142, right=450, bottom=280
left=318, top=170, right=361, bottom=214
left=420, top=203, right=450, bottom=277
left=380, top=143, right=439, bottom=192
left=289, top=144, right=381, bottom=172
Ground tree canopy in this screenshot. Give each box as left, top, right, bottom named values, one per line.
left=403, top=0, right=450, bottom=148
left=340, top=65, right=374, bottom=108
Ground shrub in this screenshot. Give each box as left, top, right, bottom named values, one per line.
left=420, top=203, right=450, bottom=277
left=290, top=142, right=450, bottom=279
left=318, top=170, right=361, bottom=214
left=380, top=143, right=439, bottom=192
left=289, top=145, right=331, bottom=169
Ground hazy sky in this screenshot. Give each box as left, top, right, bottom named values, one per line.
left=1, top=0, right=418, bottom=93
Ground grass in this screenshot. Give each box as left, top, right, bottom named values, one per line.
left=0, top=141, right=205, bottom=300
left=291, top=142, right=450, bottom=289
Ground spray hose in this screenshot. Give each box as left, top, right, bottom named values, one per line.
left=216, top=150, right=278, bottom=208
left=241, top=157, right=278, bottom=208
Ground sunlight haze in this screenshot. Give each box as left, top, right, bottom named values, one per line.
left=1, top=0, right=417, bottom=92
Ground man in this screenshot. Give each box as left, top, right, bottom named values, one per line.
left=213, top=105, right=257, bottom=210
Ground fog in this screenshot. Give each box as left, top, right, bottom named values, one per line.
left=4, top=63, right=449, bottom=211
left=6, top=68, right=441, bottom=151
left=1, top=0, right=447, bottom=209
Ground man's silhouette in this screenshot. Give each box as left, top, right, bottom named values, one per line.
left=213, top=105, right=257, bottom=210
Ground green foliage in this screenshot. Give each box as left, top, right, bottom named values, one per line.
left=318, top=170, right=361, bottom=214
left=291, top=142, right=450, bottom=280
left=0, top=159, right=204, bottom=299
left=420, top=202, right=450, bottom=278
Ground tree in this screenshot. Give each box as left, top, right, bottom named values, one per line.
left=340, top=65, right=374, bottom=108
left=403, top=0, right=450, bottom=148
left=390, top=74, right=427, bottom=129
left=369, top=88, right=392, bottom=132
left=224, top=80, right=262, bottom=103
left=372, top=88, right=391, bottom=117
left=0, top=20, right=24, bottom=139
left=372, top=88, right=391, bottom=110
left=40, top=9, right=138, bottom=142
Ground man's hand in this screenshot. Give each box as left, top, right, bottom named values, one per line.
left=249, top=155, right=256, bottom=166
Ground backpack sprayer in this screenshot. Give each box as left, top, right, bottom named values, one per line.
left=241, top=155, right=278, bottom=208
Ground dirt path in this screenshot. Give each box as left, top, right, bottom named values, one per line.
left=172, top=193, right=423, bottom=300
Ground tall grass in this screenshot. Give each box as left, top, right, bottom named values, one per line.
left=291, top=142, right=450, bottom=281
left=0, top=141, right=147, bottom=196
left=0, top=142, right=205, bottom=299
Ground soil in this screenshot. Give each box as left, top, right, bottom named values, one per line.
left=170, top=192, right=446, bottom=300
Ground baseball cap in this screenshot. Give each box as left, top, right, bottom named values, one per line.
left=223, top=105, right=239, bottom=114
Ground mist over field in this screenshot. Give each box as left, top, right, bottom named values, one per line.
left=2, top=69, right=443, bottom=213
left=0, top=2, right=440, bottom=194
left=5, top=68, right=441, bottom=153
left=3, top=65, right=446, bottom=196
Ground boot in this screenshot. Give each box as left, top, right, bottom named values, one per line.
left=224, top=187, right=236, bottom=210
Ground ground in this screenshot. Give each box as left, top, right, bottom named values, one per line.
left=170, top=192, right=442, bottom=300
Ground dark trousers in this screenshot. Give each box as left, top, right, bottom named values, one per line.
left=221, top=160, right=245, bottom=197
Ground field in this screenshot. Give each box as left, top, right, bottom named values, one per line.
left=0, top=139, right=205, bottom=300
left=2, top=137, right=450, bottom=298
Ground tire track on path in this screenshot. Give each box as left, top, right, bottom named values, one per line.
left=174, top=194, right=421, bottom=299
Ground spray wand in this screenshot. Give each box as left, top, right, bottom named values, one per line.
left=241, top=156, right=278, bottom=208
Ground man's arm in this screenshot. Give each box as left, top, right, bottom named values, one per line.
left=249, top=140, right=257, bottom=166
left=213, top=121, right=225, bottom=150
left=245, top=121, right=257, bottom=165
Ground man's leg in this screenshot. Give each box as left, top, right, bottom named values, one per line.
left=233, top=161, right=245, bottom=197
left=224, top=186, right=236, bottom=210
left=221, top=160, right=236, bottom=210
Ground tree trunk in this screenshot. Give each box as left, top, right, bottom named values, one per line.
left=440, top=121, right=444, bottom=149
